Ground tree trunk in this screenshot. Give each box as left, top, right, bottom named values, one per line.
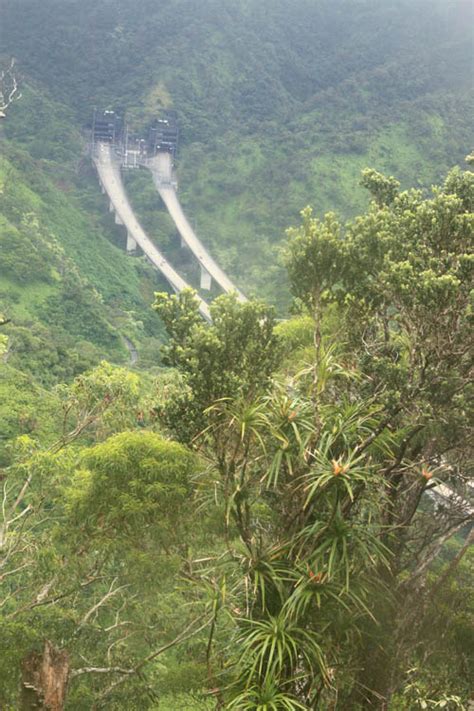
left=21, top=641, right=69, bottom=710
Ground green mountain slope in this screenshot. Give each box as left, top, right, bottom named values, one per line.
left=1, top=0, right=472, bottom=307
left=2, top=0, right=472, bottom=304
left=0, top=86, right=169, bottom=390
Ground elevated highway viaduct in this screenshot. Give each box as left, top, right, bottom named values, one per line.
left=147, top=152, right=247, bottom=302
left=93, top=142, right=212, bottom=323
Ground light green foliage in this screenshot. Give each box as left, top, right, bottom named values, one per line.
left=360, top=167, right=400, bottom=206
left=228, top=676, right=308, bottom=710
left=0, top=213, right=55, bottom=284
left=444, top=166, right=474, bottom=212
left=0, top=88, right=169, bottom=383
left=284, top=209, right=343, bottom=312
left=63, top=360, right=142, bottom=439
left=0, top=309, right=9, bottom=357
left=68, top=430, right=196, bottom=542
left=0, top=1, right=472, bottom=706
left=0, top=364, right=61, bottom=464
left=284, top=167, right=473, bottom=411
left=274, top=315, right=315, bottom=371
left=151, top=693, right=214, bottom=710
left=274, top=316, right=314, bottom=352
left=0, top=143, right=124, bottom=374
left=0, top=364, right=207, bottom=708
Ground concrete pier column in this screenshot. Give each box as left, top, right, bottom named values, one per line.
left=115, top=212, right=124, bottom=226
left=126, top=232, right=137, bottom=252
left=200, top=264, right=212, bottom=291
left=180, top=234, right=186, bottom=248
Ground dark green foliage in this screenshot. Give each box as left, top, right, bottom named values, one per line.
left=0, top=217, right=55, bottom=284
left=1, top=0, right=472, bottom=303
left=153, top=289, right=282, bottom=440
left=43, top=274, right=120, bottom=350
left=2, top=321, right=104, bottom=386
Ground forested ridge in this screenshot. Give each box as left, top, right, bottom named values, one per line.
left=0, top=0, right=473, bottom=708
left=2, top=0, right=473, bottom=303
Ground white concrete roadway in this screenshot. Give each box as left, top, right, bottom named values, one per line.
left=93, top=143, right=212, bottom=322
left=148, top=152, right=247, bottom=302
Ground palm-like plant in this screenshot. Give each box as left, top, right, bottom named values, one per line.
left=235, top=613, right=327, bottom=687
left=227, top=676, right=308, bottom=710
left=197, top=353, right=398, bottom=708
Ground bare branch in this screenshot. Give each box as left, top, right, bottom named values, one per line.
left=404, top=517, right=473, bottom=588
left=70, top=666, right=133, bottom=680
left=78, top=578, right=129, bottom=629
left=10, top=574, right=103, bottom=618
left=96, top=615, right=212, bottom=703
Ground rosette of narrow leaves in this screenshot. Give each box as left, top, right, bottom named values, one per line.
left=199, top=397, right=270, bottom=538
left=227, top=676, right=308, bottom=710
left=302, top=438, right=371, bottom=507
left=234, top=613, right=328, bottom=691
left=261, top=388, right=315, bottom=489
left=233, top=540, right=293, bottom=616
left=282, top=564, right=361, bottom=622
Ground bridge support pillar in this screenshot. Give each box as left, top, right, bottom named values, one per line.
left=115, top=212, right=124, bottom=226
left=126, top=232, right=137, bottom=252
left=200, top=264, right=212, bottom=291
left=180, top=234, right=186, bottom=248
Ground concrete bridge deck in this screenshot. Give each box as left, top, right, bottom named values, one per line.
left=148, top=152, right=247, bottom=301
left=93, top=142, right=211, bottom=322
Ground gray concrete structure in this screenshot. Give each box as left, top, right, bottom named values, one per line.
left=93, top=142, right=212, bottom=322
left=148, top=153, right=247, bottom=301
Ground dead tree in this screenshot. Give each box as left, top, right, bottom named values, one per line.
left=21, top=641, right=70, bottom=711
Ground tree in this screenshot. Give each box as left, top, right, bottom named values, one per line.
left=177, top=167, right=473, bottom=709
left=359, top=167, right=400, bottom=206
left=283, top=166, right=473, bottom=707
left=67, top=430, right=197, bottom=548
left=0, top=364, right=207, bottom=709
left=153, top=289, right=281, bottom=442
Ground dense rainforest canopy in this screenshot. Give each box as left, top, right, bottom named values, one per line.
left=0, top=0, right=472, bottom=708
